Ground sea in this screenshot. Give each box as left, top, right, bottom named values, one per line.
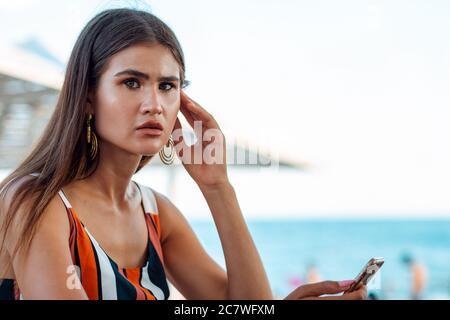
left=190, top=219, right=450, bottom=300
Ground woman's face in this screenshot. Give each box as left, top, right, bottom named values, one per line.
left=91, top=43, right=181, bottom=157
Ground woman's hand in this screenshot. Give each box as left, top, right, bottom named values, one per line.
left=284, top=280, right=367, bottom=300
left=172, top=90, right=228, bottom=190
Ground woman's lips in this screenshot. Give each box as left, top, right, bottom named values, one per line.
left=136, top=128, right=163, bottom=136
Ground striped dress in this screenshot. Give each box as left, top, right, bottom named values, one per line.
left=0, top=182, right=170, bottom=300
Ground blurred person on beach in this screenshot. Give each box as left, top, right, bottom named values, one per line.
left=287, top=263, right=321, bottom=289
left=0, top=8, right=367, bottom=300
left=401, top=253, right=428, bottom=300
left=306, top=263, right=322, bottom=283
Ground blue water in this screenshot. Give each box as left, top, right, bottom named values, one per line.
left=190, top=219, right=450, bottom=300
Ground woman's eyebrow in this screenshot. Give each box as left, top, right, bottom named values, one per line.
left=114, top=68, right=179, bottom=82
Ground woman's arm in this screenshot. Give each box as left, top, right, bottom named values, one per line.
left=156, top=191, right=227, bottom=299
left=2, top=182, right=88, bottom=300
left=156, top=187, right=272, bottom=300
left=199, top=182, right=273, bottom=299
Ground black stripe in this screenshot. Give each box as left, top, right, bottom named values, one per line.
left=108, top=259, right=137, bottom=300
left=146, top=236, right=170, bottom=300
left=88, top=237, right=103, bottom=300
left=0, top=279, right=15, bottom=300
left=72, top=221, right=82, bottom=288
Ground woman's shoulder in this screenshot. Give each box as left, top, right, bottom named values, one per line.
left=1, top=175, right=34, bottom=206
left=0, top=175, right=36, bottom=226
left=134, top=183, right=190, bottom=244
left=0, top=174, right=70, bottom=255
left=133, top=182, right=173, bottom=215
left=1, top=174, right=66, bottom=216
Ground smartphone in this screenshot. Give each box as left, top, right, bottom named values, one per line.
left=344, top=257, right=385, bottom=293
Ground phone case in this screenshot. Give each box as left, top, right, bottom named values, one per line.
left=345, top=257, right=384, bottom=293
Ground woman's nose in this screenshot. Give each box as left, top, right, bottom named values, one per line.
left=140, top=90, right=163, bottom=115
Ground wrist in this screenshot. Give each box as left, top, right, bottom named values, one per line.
left=198, top=179, right=233, bottom=195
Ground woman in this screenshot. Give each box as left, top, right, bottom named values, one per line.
left=0, top=8, right=366, bottom=300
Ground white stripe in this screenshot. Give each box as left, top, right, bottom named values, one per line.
left=140, top=264, right=165, bottom=300
left=57, top=190, right=72, bottom=208
left=84, top=228, right=118, bottom=300
left=136, top=183, right=158, bottom=214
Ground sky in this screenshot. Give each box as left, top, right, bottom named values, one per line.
left=0, top=0, right=449, bottom=217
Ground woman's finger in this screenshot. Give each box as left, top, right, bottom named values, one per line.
left=296, top=281, right=353, bottom=298
left=172, top=117, right=185, bottom=148
left=312, top=284, right=367, bottom=300
left=302, top=285, right=367, bottom=300
left=172, top=116, right=181, bottom=133
left=171, top=117, right=194, bottom=161
left=180, top=91, right=220, bottom=130
left=179, top=92, right=205, bottom=129
left=340, top=284, right=368, bottom=300
left=179, top=103, right=196, bottom=128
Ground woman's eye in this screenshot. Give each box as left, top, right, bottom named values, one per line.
left=123, top=78, right=140, bottom=89
left=160, top=82, right=176, bottom=91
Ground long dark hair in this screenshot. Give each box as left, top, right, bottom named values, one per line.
left=0, top=8, right=188, bottom=277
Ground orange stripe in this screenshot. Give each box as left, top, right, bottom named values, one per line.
left=125, top=268, right=155, bottom=300
left=151, top=214, right=161, bottom=239
left=146, top=215, right=165, bottom=264
left=119, top=268, right=145, bottom=300
left=72, top=209, right=99, bottom=300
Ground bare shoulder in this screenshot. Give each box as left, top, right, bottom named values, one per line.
left=0, top=175, right=35, bottom=236
left=0, top=176, right=87, bottom=298
left=146, top=188, right=188, bottom=244
left=0, top=175, right=34, bottom=215
left=0, top=175, right=70, bottom=255
left=150, top=188, right=172, bottom=213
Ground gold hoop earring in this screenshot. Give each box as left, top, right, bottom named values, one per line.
left=159, top=136, right=175, bottom=165
left=87, top=113, right=98, bottom=160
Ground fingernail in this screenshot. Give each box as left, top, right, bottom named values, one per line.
left=338, top=280, right=355, bottom=288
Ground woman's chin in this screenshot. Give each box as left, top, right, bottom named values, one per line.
left=138, top=150, right=159, bottom=157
